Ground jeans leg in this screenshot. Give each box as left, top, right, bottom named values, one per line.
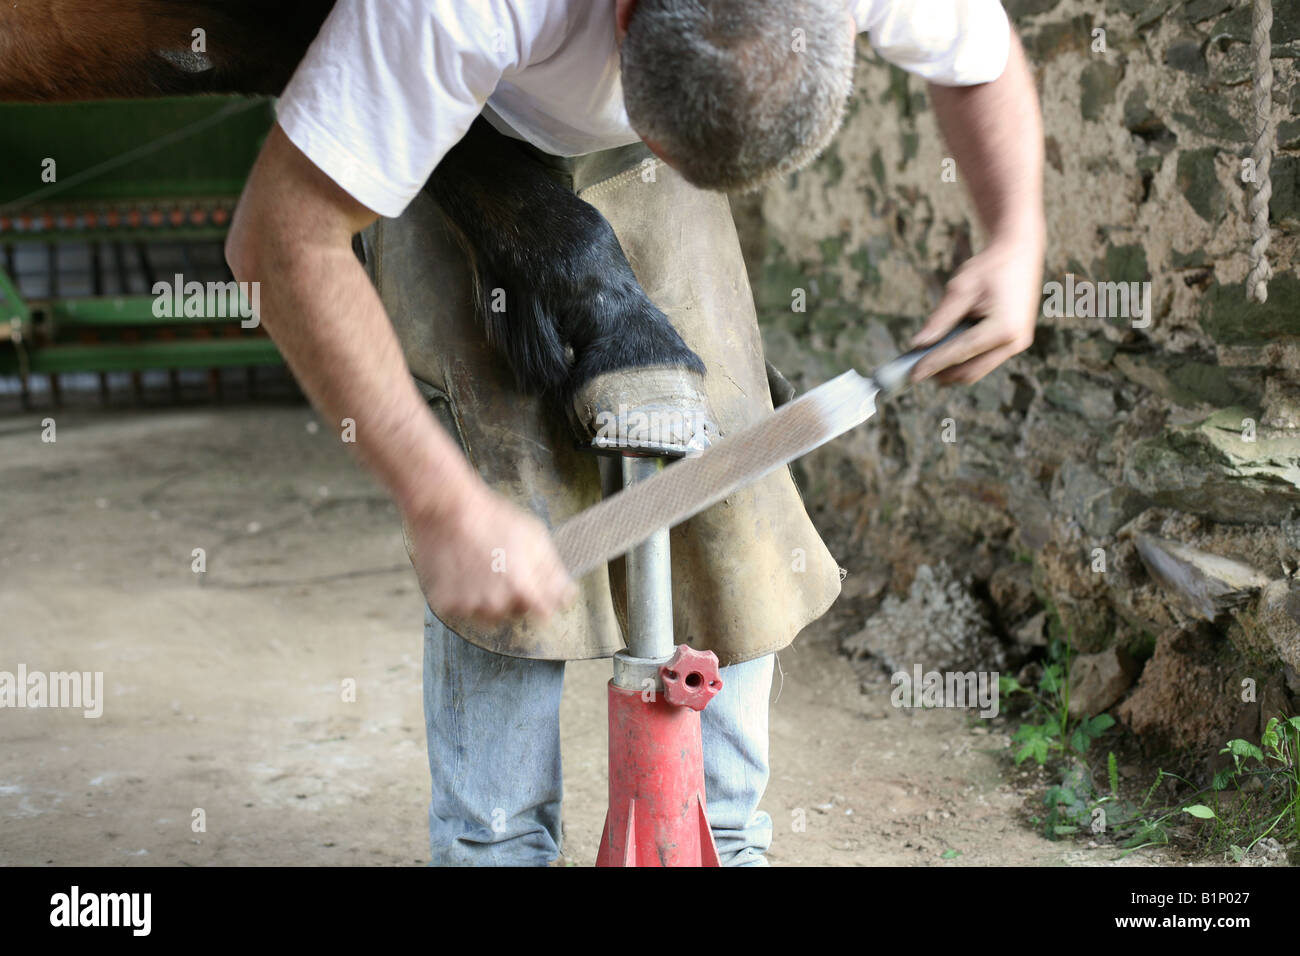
left=700, top=654, right=775, bottom=867
left=422, top=606, right=565, bottom=866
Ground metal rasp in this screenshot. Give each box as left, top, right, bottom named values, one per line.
left=553, top=321, right=975, bottom=578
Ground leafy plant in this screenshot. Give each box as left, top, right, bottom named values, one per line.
left=1109, top=768, right=1190, bottom=856
left=1111, top=715, right=1300, bottom=860
left=1209, top=715, right=1300, bottom=857
left=1000, top=639, right=1115, bottom=767
left=1036, top=762, right=1095, bottom=838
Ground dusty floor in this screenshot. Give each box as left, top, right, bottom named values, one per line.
left=0, top=403, right=1175, bottom=866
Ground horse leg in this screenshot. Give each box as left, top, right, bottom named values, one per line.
left=427, top=119, right=714, bottom=446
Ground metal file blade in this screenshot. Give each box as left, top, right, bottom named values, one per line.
left=552, top=320, right=974, bottom=578
left=554, top=369, right=879, bottom=577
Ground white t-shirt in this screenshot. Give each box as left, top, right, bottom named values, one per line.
left=277, top=0, right=1011, bottom=219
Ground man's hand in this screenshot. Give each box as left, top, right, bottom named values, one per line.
left=908, top=26, right=1045, bottom=386
left=404, top=483, right=577, bottom=625
left=908, top=236, right=1042, bottom=384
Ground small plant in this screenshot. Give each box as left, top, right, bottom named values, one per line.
left=1208, top=715, right=1300, bottom=859
left=1000, top=638, right=1114, bottom=767
left=1112, top=715, right=1300, bottom=860
left=1063, top=766, right=1199, bottom=857
left=1036, top=761, right=1095, bottom=838
left=1001, top=638, right=1123, bottom=841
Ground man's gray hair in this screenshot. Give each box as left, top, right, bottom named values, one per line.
left=621, top=0, right=856, bottom=193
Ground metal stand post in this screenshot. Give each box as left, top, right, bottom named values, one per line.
left=596, top=454, right=724, bottom=867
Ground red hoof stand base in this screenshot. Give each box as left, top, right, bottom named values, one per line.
left=596, top=645, right=723, bottom=867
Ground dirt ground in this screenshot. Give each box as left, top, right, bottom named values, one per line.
left=0, top=402, right=1177, bottom=866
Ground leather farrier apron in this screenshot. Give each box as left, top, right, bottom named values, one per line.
left=359, top=121, right=842, bottom=667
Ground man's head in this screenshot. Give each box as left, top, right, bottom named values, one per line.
left=619, top=0, right=856, bottom=193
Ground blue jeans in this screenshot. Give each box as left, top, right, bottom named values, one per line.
left=422, top=606, right=775, bottom=866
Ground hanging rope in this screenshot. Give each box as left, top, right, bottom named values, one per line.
left=1247, top=0, right=1274, bottom=303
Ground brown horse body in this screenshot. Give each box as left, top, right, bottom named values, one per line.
left=0, top=0, right=331, bottom=100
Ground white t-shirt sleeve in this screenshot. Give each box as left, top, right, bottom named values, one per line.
left=276, top=0, right=527, bottom=219
left=851, top=0, right=1011, bottom=87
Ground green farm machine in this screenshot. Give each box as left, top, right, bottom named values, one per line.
left=0, top=97, right=284, bottom=407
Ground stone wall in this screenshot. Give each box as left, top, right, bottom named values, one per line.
left=737, top=0, right=1300, bottom=760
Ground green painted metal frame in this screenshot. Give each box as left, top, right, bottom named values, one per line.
left=0, top=96, right=283, bottom=381
left=0, top=97, right=274, bottom=207
left=0, top=339, right=282, bottom=376
left=3, top=225, right=230, bottom=244
left=0, top=267, right=31, bottom=327
left=51, top=297, right=216, bottom=326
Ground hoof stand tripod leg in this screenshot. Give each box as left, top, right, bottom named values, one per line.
left=596, top=454, right=723, bottom=868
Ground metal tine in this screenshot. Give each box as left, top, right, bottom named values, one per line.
left=46, top=242, right=59, bottom=407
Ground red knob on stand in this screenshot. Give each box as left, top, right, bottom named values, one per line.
left=660, top=645, right=723, bottom=711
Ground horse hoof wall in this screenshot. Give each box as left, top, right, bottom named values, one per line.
left=573, top=367, right=721, bottom=457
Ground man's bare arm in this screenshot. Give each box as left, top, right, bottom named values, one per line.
left=909, top=27, right=1046, bottom=385
left=226, top=124, right=575, bottom=622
